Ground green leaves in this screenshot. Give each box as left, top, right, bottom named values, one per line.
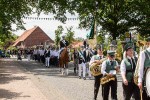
left=65, top=26, right=74, bottom=44
left=37, top=0, right=72, bottom=23
left=0, top=0, right=34, bottom=37
left=70, top=0, right=150, bottom=39
left=55, top=26, right=75, bottom=46
left=0, top=0, right=149, bottom=46
left=55, top=25, right=63, bottom=47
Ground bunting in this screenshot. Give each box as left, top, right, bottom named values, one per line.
left=23, top=17, right=79, bottom=21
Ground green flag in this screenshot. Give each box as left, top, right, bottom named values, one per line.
left=87, top=21, right=95, bottom=39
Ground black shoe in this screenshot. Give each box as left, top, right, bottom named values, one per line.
left=79, top=76, right=81, bottom=79
left=83, top=77, right=86, bottom=80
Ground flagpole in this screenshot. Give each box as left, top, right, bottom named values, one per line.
left=95, top=1, right=98, bottom=44
left=95, top=19, right=97, bottom=44
left=87, top=1, right=98, bottom=47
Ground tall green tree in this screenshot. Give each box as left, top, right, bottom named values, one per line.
left=0, top=21, right=2, bottom=34
left=0, top=30, right=18, bottom=49
left=69, top=0, right=150, bottom=40
left=135, top=1, right=150, bottom=36
left=96, top=32, right=105, bottom=44
left=55, top=25, right=63, bottom=47
left=1, top=0, right=149, bottom=43
left=37, top=0, right=150, bottom=40
left=65, top=26, right=75, bottom=44
left=37, top=0, right=74, bottom=23
left=0, top=0, right=35, bottom=36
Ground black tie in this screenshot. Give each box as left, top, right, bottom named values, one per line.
left=131, top=58, right=136, bottom=71
left=110, top=61, right=113, bottom=66
left=99, top=56, right=101, bottom=59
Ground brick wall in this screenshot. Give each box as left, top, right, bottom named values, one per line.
left=24, top=27, right=54, bottom=47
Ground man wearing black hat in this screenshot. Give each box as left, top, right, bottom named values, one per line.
left=58, top=35, right=69, bottom=59
left=60, top=35, right=69, bottom=49
left=120, top=43, right=140, bottom=100
left=138, top=37, right=150, bottom=100
left=101, top=50, right=119, bottom=100
left=89, top=45, right=104, bottom=100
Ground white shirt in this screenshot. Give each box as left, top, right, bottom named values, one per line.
left=37, top=49, right=40, bottom=54
left=138, top=47, right=150, bottom=83
left=50, top=50, right=58, bottom=57
left=33, top=50, right=37, bottom=55
left=50, top=50, right=54, bottom=57
left=101, top=59, right=119, bottom=75
left=53, top=50, right=59, bottom=57
left=89, top=54, right=104, bottom=66
left=120, top=56, right=136, bottom=75
left=40, top=50, right=45, bottom=56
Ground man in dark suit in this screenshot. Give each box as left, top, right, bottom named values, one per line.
left=58, top=35, right=69, bottom=59
left=60, top=35, right=69, bottom=49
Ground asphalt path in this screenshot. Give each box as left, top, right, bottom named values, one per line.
left=0, top=58, right=124, bottom=100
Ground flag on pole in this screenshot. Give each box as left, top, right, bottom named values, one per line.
left=87, top=20, right=95, bottom=39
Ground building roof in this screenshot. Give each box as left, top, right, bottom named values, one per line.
left=71, top=41, right=83, bottom=48
left=13, top=26, right=54, bottom=47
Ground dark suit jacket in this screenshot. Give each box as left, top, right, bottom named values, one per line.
left=60, top=40, right=69, bottom=48
left=45, top=50, right=50, bottom=57
left=78, top=50, right=87, bottom=64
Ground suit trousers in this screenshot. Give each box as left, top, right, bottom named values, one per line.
left=142, top=88, right=150, bottom=100
left=74, top=58, right=78, bottom=73
left=102, top=77, right=117, bottom=100
left=94, top=74, right=103, bottom=100
left=122, top=82, right=140, bottom=100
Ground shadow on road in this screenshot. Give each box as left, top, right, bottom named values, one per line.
left=0, top=89, right=31, bottom=99
left=0, top=59, right=29, bottom=84
left=17, top=60, right=123, bottom=82
left=17, top=60, right=80, bottom=78
left=0, top=89, right=22, bottom=99
left=0, top=74, right=28, bottom=84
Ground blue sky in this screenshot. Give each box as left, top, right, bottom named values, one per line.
left=12, top=12, right=89, bottom=41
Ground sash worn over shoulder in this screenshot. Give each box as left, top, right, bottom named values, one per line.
left=78, top=50, right=85, bottom=62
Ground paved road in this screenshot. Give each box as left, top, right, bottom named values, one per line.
left=0, top=58, right=47, bottom=100
left=0, top=58, right=124, bottom=100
